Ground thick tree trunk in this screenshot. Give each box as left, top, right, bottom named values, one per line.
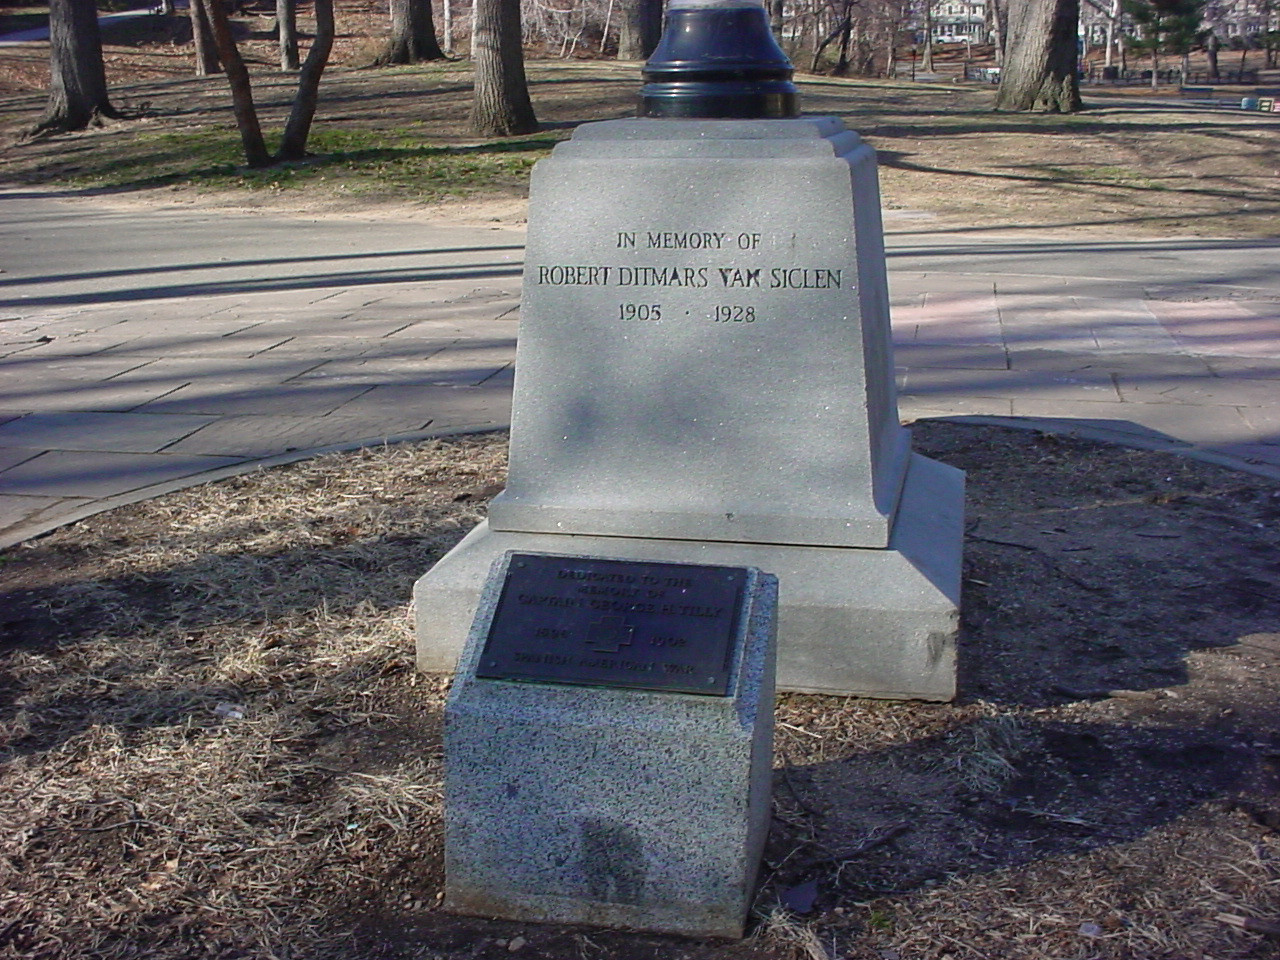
left=278, top=0, right=299, bottom=70
left=618, top=0, right=662, bottom=59
left=35, top=0, right=119, bottom=132
left=278, top=0, right=335, bottom=159
left=189, top=0, right=221, bottom=75
left=1206, top=31, right=1219, bottom=80
left=994, top=0, right=1083, bottom=111
left=206, top=0, right=271, bottom=166
left=469, top=0, right=537, bottom=135
left=379, top=0, right=446, bottom=63
left=770, top=0, right=784, bottom=40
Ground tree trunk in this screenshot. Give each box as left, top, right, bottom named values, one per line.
left=189, top=0, right=221, bottom=75
left=1106, top=0, right=1120, bottom=66
left=469, top=0, right=538, bottom=135
left=278, top=0, right=335, bottom=158
left=1206, top=31, right=1219, bottom=79
left=278, top=0, right=299, bottom=69
left=994, top=0, right=1082, bottom=111
left=834, top=4, right=853, bottom=74
left=922, top=0, right=934, bottom=70
left=989, top=0, right=1005, bottom=63
left=770, top=0, right=785, bottom=40
left=810, top=17, right=846, bottom=70
left=618, top=0, right=662, bottom=59
left=34, top=0, right=119, bottom=133
left=380, top=0, right=446, bottom=63
left=206, top=0, right=271, bottom=166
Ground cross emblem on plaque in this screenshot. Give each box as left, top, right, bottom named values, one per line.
left=585, top=615, right=635, bottom=654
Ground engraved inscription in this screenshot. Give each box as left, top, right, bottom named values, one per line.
left=769, top=268, right=842, bottom=289
left=533, top=227, right=845, bottom=329
left=477, top=555, right=747, bottom=695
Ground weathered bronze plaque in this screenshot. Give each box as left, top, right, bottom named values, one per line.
left=476, top=554, right=748, bottom=695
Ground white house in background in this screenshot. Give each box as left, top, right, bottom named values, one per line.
left=1202, top=0, right=1278, bottom=38
left=929, top=0, right=990, bottom=42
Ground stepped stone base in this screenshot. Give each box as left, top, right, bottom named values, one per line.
left=415, top=452, right=962, bottom=700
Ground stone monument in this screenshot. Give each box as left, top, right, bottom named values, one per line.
left=414, top=0, right=964, bottom=700
left=444, top=551, right=777, bottom=937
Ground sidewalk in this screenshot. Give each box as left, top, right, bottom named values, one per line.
left=0, top=7, right=158, bottom=46
left=2, top=190, right=1278, bottom=548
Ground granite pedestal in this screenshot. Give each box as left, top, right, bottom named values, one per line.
left=415, top=117, right=963, bottom=700
left=444, top=552, right=777, bottom=938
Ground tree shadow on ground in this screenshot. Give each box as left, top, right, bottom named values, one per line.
left=1, top=424, right=1278, bottom=958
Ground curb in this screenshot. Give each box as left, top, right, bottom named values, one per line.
left=5, top=414, right=1276, bottom=553
left=0, top=423, right=507, bottom=552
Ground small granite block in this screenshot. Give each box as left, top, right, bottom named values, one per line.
left=443, top=552, right=777, bottom=938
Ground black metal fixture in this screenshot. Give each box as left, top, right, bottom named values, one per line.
left=639, top=0, right=800, bottom=120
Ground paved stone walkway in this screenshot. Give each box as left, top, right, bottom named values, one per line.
left=2, top=189, right=1278, bottom=548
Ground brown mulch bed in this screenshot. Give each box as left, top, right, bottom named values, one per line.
left=2, top=421, right=1280, bottom=959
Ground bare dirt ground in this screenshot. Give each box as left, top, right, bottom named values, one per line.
left=1, top=1, right=1279, bottom=235
left=2, top=423, right=1280, bottom=959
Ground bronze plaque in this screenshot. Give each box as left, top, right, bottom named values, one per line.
left=476, top=554, right=748, bottom=695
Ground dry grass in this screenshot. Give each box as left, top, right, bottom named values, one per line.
left=1, top=436, right=504, bottom=958
left=3, top=424, right=1280, bottom=959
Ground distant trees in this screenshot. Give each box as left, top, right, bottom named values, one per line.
left=776, top=0, right=914, bottom=76
left=995, top=0, right=1083, bottom=110
left=32, top=0, right=121, bottom=133
left=1123, top=0, right=1206, bottom=86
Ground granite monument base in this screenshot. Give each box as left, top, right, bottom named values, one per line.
left=443, top=553, right=777, bottom=938
left=417, top=452, right=962, bottom=700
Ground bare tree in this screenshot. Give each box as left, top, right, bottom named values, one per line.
left=279, top=0, right=300, bottom=70
left=810, top=0, right=860, bottom=72
left=921, top=0, right=936, bottom=70
left=206, top=0, right=270, bottom=165
left=279, top=0, right=335, bottom=157
left=995, top=0, right=1083, bottom=110
left=988, top=0, right=1006, bottom=62
left=32, top=0, right=121, bottom=134
left=470, top=0, right=538, bottom=135
left=189, top=0, right=221, bottom=75
left=379, top=0, right=446, bottom=63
